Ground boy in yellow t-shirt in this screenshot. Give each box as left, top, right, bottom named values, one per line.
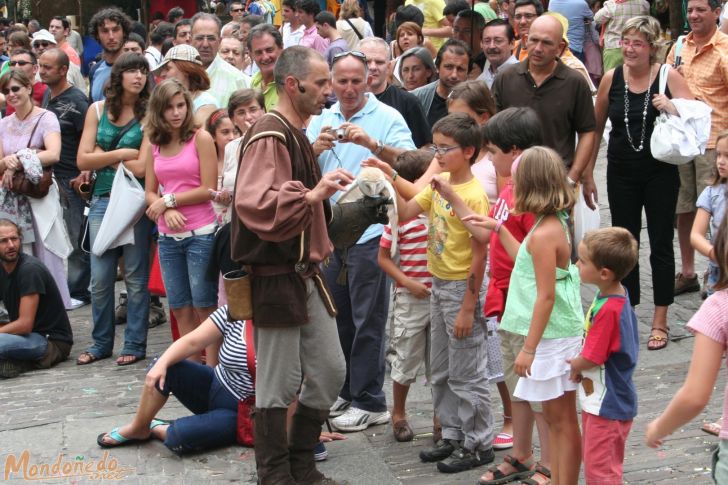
left=397, top=113, right=494, bottom=474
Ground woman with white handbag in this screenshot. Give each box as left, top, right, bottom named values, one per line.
left=590, top=16, right=693, bottom=351
left=76, top=53, right=153, bottom=366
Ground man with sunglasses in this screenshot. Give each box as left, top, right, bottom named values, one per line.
left=308, top=49, right=416, bottom=434
left=222, top=1, right=246, bottom=34
left=5, top=49, right=46, bottom=116
left=32, top=29, right=85, bottom=91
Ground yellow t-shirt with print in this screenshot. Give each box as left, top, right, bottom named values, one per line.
left=405, top=0, right=447, bottom=51
left=415, top=174, right=489, bottom=280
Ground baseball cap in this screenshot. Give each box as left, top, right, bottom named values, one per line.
left=32, top=29, right=57, bottom=46
left=154, top=44, right=203, bottom=73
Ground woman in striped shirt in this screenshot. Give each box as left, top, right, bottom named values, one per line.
left=95, top=305, right=254, bottom=454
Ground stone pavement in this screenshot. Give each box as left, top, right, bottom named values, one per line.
left=1, top=149, right=724, bottom=484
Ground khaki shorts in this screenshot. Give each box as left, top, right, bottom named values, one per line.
left=388, top=290, right=431, bottom=386
left=498, top=328, right=542, bottom=412
left=676, top=149, right=716, bottom=214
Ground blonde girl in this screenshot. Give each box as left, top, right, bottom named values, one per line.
left=463, top=146, right=584, bottom=484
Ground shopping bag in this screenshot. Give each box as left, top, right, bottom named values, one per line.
left=573, top=189, right=600, bottom=246
left=91, top=163, right=146, bottom=256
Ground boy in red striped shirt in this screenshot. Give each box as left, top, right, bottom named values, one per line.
left=378, top=149, right=433, bottom=443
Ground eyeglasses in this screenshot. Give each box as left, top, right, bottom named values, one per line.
left=619, top=38, right=649, bottom=49
left=332, top=50, right=367, bottom=66
left=427, top=145, right=461, bottom=156
left=9, top=60, right=33, bottom=66
left=1, top=85, right=23, bottom=95
left=34, top=41, right=51, bottom=48
left=514, top=13, right=537, bottom=20
left=193, top=35, right=218, bottom=43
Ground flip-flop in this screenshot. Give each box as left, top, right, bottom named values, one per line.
left=150, top=418, right=170, bottom=430
left=97, top=427, right=148, bottom=448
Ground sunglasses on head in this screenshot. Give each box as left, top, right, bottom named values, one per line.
left=1, top=85, right=23, bottom=95
left=331, top=50, right=367, bottom=66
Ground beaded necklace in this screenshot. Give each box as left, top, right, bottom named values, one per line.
left=623, top=64, right=654, bottom=152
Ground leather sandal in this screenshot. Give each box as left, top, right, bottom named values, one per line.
left=647, top=326, right=669, bottom=351
left=478, top=454, right=534, bottom=485
left=521, top=464, right=551, bottom=484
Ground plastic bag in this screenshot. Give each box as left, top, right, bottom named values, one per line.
left=91, top=163, right=146, bottom=256
left=573, top=189, right=600, bottom=246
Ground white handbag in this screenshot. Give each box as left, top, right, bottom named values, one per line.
left=650, top=64, right=704, bottom=165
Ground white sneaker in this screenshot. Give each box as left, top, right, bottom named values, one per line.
left=331, top=407, right=391, bottom=432
left=68, top=298, right=88, bottom=310
left=329, top=397, right=351, bottom=418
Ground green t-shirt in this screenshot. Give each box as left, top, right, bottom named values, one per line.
left=93, top=109, right=144, bottom=196
left=474, top=3, right=498, bottom=20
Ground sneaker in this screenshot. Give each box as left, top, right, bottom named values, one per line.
left=674, top=272, right=700, bottom=296
left=314, top=441, right=328, bottom=462
left=149, top=300, right=168, bottom=328
left=0, top=359, right=32, bottom=378
left=68, top=298, right=88, bottom=310
left=330, top=407, right=390, bottom=432
left=114, top=292, right=127, bottom=325
left=436, top=446, right=495, bottom=474
left=329, top=397, right=351, bottom=418
left=420, top=439, right=456, bottom=463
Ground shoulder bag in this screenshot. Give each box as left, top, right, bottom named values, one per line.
left=236, top=319, right=257, bottom=446
left=11, top=111, right=52, bottom=198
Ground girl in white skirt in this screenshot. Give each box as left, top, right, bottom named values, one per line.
left=464, top=146, right=585, bottom=484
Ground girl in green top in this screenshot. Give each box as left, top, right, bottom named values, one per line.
left=463, top=146, right=584, bottom=485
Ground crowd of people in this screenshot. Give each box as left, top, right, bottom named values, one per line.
left=0, top=0, right=728, bottom=484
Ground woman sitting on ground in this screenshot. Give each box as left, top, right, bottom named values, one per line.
left=96, top=305, right=253, bottom=454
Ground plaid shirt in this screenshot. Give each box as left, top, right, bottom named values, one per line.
left=594, top=0, right=650, bottom=49
left=668, top=29, right=728, bottom=148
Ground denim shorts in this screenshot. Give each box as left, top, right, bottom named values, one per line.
left=157, top=232, right=217, bottom=309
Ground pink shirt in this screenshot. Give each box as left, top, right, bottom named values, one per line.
left=153, top=133, right=216, bottom=234
left=300, top=24, right=329, bottom=55
left=687, top=289, right=728, bottom=439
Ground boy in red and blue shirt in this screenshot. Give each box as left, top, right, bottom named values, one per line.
left=570, top=227, right=640, bottom=485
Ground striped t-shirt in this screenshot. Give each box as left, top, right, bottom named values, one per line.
left=211, top=306, right=255, bottom=401
left=380, top=216, right=431, bottom=290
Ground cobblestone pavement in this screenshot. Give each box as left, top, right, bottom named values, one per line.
left=1, top=149, right=723, bottom=484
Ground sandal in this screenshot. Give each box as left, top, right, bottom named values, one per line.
left=479, top=454, right=535, bottom=485
left=701, top=418, right=723, bottom=436
left=76, top=352, right=104, bottom=365
left=521, top=464, right=551, bottom=485
left=116, top=355, right=145, bottom=366
left=392, top=419, right=414, bottom=442
left=97, top=427, right=149, bottom=448
left=647, top=327, right=669, bottom=351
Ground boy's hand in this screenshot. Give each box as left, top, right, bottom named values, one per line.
left=453, top=309, right=474, bottom=338
left=515, top=350, right=534, bottom=377
left=405, top=280, right=431, bottom=299
left=430, top=175, right=455, bottom=201
left=566, top=358, right=583, bottom=383
left=361, top=157, right=394, bottom=180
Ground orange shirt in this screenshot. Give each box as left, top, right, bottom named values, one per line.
left=60, top=41, right=81, bottom=66
left=667, top=29, right=728, bottom=148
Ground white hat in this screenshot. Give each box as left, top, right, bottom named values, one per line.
left=32, top=29, right=57, bottom=46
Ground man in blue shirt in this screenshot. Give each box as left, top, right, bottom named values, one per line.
left=548, top=0, right=594, bottom=62
left=308, top=51, right=415, bottom=433
left=88, top=8, right=132, bottom=103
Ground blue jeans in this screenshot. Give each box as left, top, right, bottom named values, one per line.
left=157, top=232, right=217, bottom=309
left=155, top=360, right=238, bottom=454
left=322, top=237, right=390, bottom=412
left=0, top=332, right=48, bottom=361
left=88, top=196, right=151, bottom=358
left=57, top=175, right=91, bottom=302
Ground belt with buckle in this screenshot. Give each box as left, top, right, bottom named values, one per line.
left=159, top=222, right=218, bottom=241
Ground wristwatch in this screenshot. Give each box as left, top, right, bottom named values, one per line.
left=163, top=193, right=177, bottom=208
left=373, top=139, right=385, bottom=157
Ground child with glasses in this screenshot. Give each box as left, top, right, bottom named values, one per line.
left=397, top=112, right=494, bottom=474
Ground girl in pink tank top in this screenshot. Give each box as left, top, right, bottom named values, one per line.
left=143, top=79, right=219, bottom=358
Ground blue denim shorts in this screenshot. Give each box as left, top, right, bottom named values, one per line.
left=157, top=232, right=217, bottom=309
